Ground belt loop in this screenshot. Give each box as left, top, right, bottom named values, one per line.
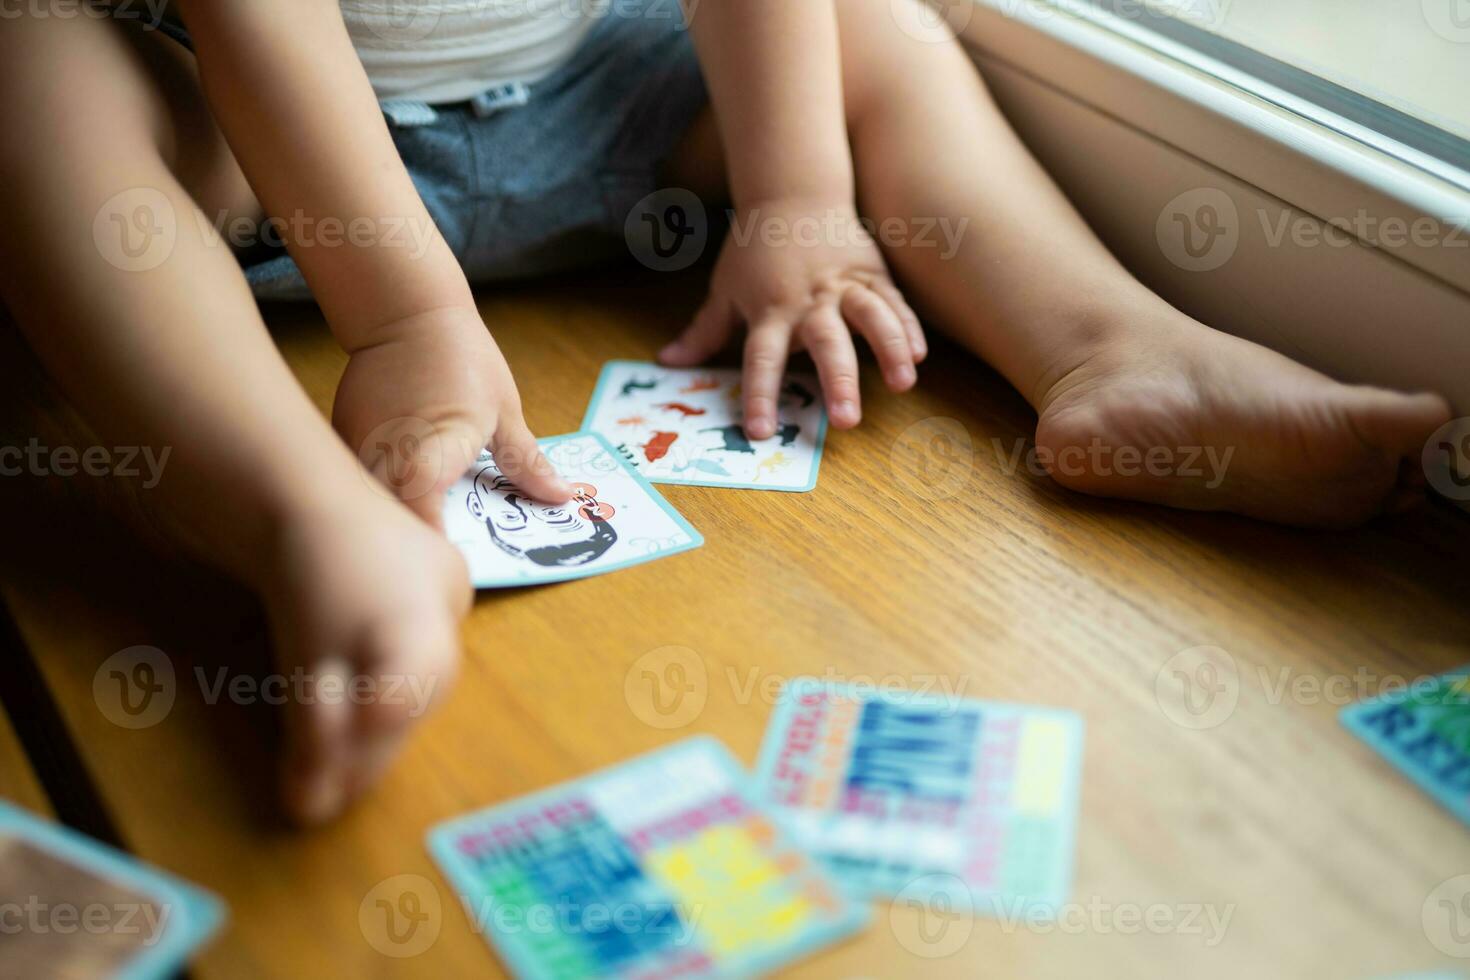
left=380, top=100, right=440, bottom=127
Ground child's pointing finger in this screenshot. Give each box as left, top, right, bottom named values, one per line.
left=491, top=420, right=572, bottom=504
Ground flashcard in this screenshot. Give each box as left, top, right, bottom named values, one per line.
left=753, top=679, right=1084, bottom=916
left=580, top=361, right=827, bottom=492
left=0, top=800, right=224, bottom=980
left=1340, top=665, right=1470, bottom=826
left=427, top=737, right=868, bottom=980
left=444, top=432, right=702, bottom=588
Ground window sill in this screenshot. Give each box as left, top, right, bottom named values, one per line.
left=956, top=0, right=1470, bottom=411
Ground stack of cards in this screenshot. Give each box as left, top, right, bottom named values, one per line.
left=428, top=738, right=867, bottom=979
left=1340, top=665, right=1470, bottom=825
left=753, top=679, right=1084, bottom=915
left=0, top=800, right=223, bottom=979
left=428, top=685, right=1088, bottom=977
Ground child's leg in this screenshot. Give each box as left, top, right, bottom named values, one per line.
left=842, top=0, right=1452, bottom=525
left=670, top=0, right=1450, bottom=526
left=0, top=15, right=467, bottom=823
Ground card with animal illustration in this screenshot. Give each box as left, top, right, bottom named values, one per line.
left=580, top=361, right=827, bottom=492
left=443, top=432, right=702, bottom=588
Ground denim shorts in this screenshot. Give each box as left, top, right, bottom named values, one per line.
left=156, top=0, right=708, bottom=301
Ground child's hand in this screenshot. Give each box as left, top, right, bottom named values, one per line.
left=333, top=307, right=571, bottom=527
left=659, top=198, right=925, bottom=438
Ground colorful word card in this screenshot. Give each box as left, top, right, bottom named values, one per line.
left=581, top=362, right=827, bottom=492
left=428, top=737, right=868, bottom=979
left=0, top=800, right=224, bottom=980
left=753, top=679, right=1085, bottom=916
left=1341, top=665, right=1470, bottom=825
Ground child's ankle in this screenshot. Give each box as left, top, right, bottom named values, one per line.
left=1026, top=289, right=1188, bottom=412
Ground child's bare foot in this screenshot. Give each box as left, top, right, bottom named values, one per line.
left=1033, top=308, right=1452, bottom=527
left=254, top=489, right=472, bottom=825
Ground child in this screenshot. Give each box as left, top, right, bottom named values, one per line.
left=0, top=0, right=1448, bottom=823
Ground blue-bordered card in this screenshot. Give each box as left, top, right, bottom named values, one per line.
left=0, top=800, right=225, bottom=980
left=580, top=361, right=827, bottom=492
left=444, top=431, right=703, bottom=588
left=427, top=736, right=868, bottom=980
left=752, top=678, right=1085, bottom=919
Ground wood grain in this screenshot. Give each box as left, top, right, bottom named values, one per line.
left=1, top=268, right=1468, bottom=979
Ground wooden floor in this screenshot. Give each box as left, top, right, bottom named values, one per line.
left=1, top=268, right=1468, bottom=979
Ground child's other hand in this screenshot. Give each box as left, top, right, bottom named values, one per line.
left=332, top=306, right=572, bottom=527
left=658, top=198, right=925, bottom=438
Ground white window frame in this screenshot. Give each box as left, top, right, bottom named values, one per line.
left=956, top=0, right=1470, bottom=409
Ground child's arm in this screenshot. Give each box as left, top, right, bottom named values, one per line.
left=685, top=0, right=853, bottom=217
left=179, top=0, right=465, bottom=336
left=666, top=0, right=926, bottom=438
left=177, top=0, right=569, bottom=512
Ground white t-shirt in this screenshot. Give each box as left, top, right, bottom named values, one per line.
left=340, top=0, right=604, bottom=104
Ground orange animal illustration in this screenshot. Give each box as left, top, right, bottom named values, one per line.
left=680, top=376, right=721, bottom=394
left=643, top=431, right=680, bottom=463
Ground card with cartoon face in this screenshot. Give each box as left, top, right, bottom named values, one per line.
left=443, top=432, right=703, bottom=588
left=580, top=361, right=827, bottom=492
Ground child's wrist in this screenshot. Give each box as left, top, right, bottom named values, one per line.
left=730, top=190, right=857, bottom=219
left=338, top=300, right=484, bottom=355
left=730, top=163, right=855, bottom=217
